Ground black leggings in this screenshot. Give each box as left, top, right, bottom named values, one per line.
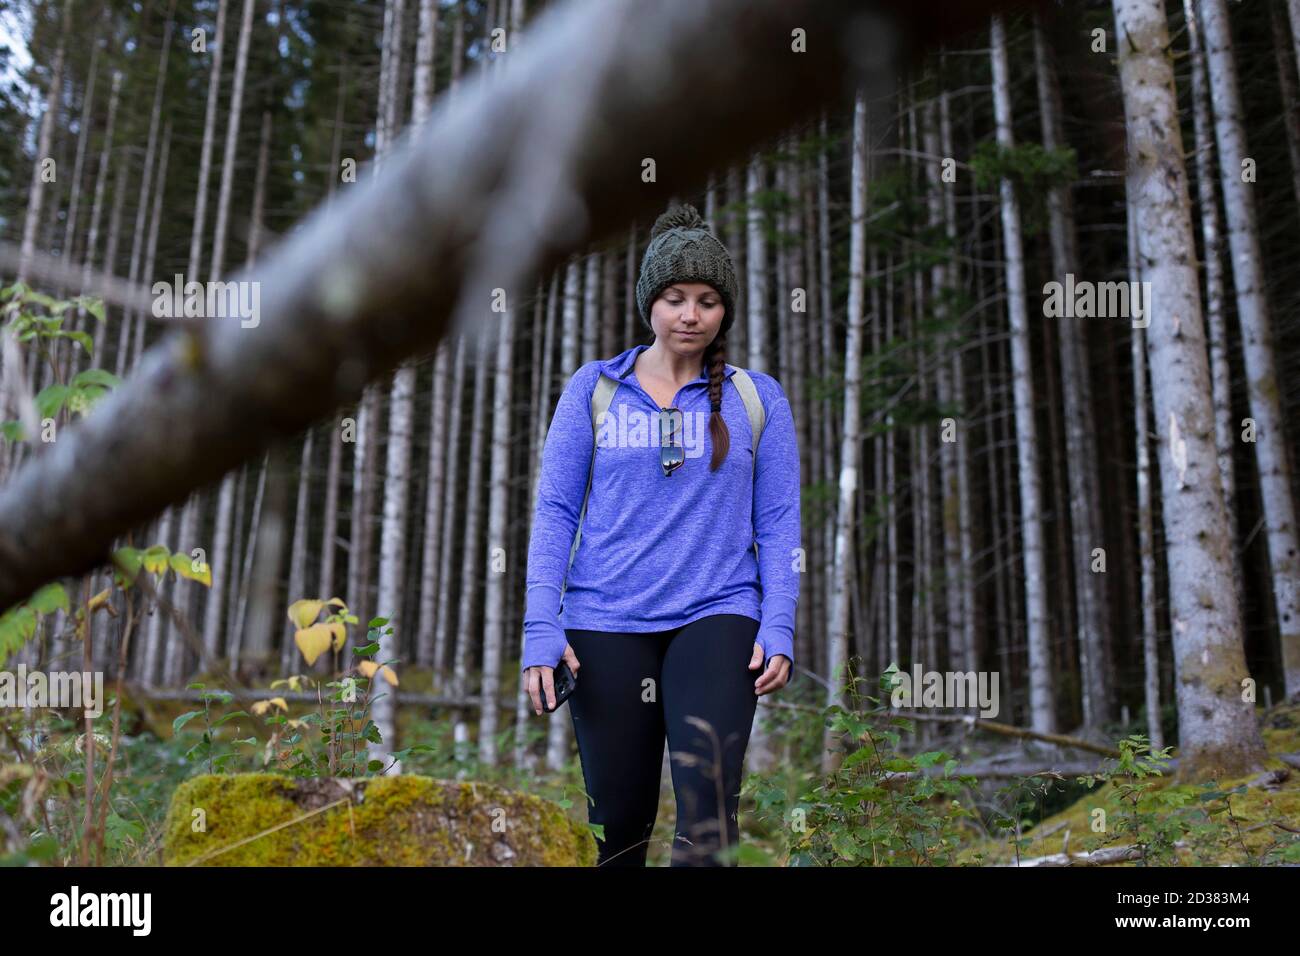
left=564, top=613, right=761, bottom=867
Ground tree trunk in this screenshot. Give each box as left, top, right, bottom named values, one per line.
left=1197, top=0, right=1300, bottom=698
left=16, top=0, right=71, bottom=282
left=347, top=385, right=378, bottom=643
left=134, top=122, right=172, bottom=368
left=72, top=67, right=121, bottom=370
left=116, top=0, right=178, bottom=381
left=242, top=445, right=290, bottom=677
left=923, top=96, right=966, bottom=677
left=454, top=325, right=493, bottom=769
left=479, top=304, right=516, bottom=766
left=223, top=466, right=249, bottom=664
left=319, top=415, right=343, bottom=602
left=369, top=0, right=416, bottom=771
left=546, top=258, right=583, bottom=772
left=138, top=123, right=175, bottom=684
left=413, top=0, right=440, bottom=123
left=624, top=222, right=638, bottom=345
left=371, top=356, right=414, bottom=765
left=515, top=273, right=560, bottom=769
left=823, top=90, right=867, bottom=774
left=89, top=158, right=128, bottom=369
left=1112, top=0, right=1268, bottom=778
left=59, top=35, right=99, bottom=282
left=189, top=0, right=229, bottom=281
left=196, top=0, right=256, bottom=671
left=1271, top=0, right=1300, bottom=215
left=433, top=335, right=467, bottom=678
left=746, top=154, right=768, bottom=373
left=210, top=0, right=255, bottom=282
left=940, top=87, right=978, bottom=674
left=1127, top=174, right=1163, bottom=751
left=991, top=14, right=1055, bottom=733
left=1184, top=0, right=1243, bottom=612
left=1033, top=14, right=1111, bottom=732
left=1289, top=0, right=1300, bottom=85
left=417, top=346, right=450, bottom=666
left=203, top=472, right=237, bottom=666
left=284, top=430, right=314, bottom=673
left=582, top=252, right=599, bottom=365
left=230, top=453, right=268, bottom=669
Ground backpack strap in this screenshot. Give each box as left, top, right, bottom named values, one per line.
left=730, top=368, right=766, bottom=559
left=730, top=368, right=766, bottom=460
left=559, top=372, right=618, bottom=613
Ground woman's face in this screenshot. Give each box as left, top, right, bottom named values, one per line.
left=650, top=282, right=725, bottom=358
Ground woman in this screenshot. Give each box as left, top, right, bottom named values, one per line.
left=521, top=203, right=802, bottom=867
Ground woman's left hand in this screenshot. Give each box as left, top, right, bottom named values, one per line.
left=749, top=644, right=791, bottom=695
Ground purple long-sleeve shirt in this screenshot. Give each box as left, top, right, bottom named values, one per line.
left=521, top=343, right=802, bottom=674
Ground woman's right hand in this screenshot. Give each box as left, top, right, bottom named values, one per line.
left=525, top=644, right=581, bottom=715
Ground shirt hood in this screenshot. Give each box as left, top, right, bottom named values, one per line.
left=598, top=343, right=739, bottom=383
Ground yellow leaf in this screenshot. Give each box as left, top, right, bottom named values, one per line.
left=294, top=624, right=334, bottom=667
left=251, top=697, right=289, bottom=716
left=287, top=599, right=325, bottom=630
left=326, top=620, right=346, bottom=651
left=169, top=552, right=211, bottom=586
left=87, top=588, right=112, bottom=612
left=358, top=659, right=398, bottom=686
left=141, top=544, right=170, bottom=575
left=326, top=597, right=347, bottom=608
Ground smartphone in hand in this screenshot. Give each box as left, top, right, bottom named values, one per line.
left=541, top=659, right=577, bottom=713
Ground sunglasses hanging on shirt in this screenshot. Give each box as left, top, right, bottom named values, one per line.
left=659, top=407, right=684, bottom=477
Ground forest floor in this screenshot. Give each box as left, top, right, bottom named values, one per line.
left=953, top=699, right=1300, bottom=866
left=105, top=678, right=1300, bottom=866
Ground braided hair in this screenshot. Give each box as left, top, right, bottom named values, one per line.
left=704, top=332, right=730, bottom=472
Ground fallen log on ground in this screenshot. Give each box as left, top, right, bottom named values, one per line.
left=1003, top=843, right=1184, bottom=867
left=881, top=709, right=1124, bottom=757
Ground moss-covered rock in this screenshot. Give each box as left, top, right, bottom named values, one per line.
left=163, top=773, right=597, bottom=866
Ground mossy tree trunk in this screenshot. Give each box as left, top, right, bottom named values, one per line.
left=1113, top=0, right=1269, bottom=779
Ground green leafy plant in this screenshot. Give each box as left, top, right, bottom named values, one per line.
left=748, top=661, right=981, bottom=865
left=0, top=540, right=213, bottom=864
left=1, top=282, right=117, bottom=441
left=984, top=771, right=1067, bottom=865
left=1073, top=734, right=1254, bottom=865
left=0, top=581, right=68, bottom=667
left=172, top=684, right=250, bottom=775
left=164, top=599, right=438, bottom=780
left=251, top=601, right=433, bottom=777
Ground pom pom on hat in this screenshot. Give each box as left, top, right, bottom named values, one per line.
left=650, top=203, right=708, bottom=240
left=635, top=202, right=738, bottom=335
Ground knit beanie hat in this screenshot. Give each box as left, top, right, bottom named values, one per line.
left=635, top=203, right=738, bottom=337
